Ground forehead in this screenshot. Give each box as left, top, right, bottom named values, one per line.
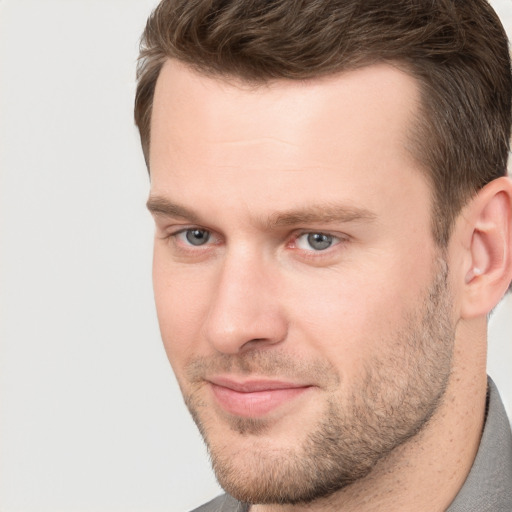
left=149, top=60, right=428, bottom=224
left=150, top=60, right=420, bottom=151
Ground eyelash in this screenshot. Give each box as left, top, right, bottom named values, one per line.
left=291, top=232, right=343, bottom=252
left=159, top=227, right=219, bottom=250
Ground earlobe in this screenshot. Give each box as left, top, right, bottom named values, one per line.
left=460, top=176, right=512, bottom=318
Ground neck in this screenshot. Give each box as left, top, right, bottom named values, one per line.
left=252, top=318, right=488, bottom=512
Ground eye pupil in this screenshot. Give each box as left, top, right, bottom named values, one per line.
left=186, top=229, right=210, bottom=246
left=307, top=233, right=332, bottom=250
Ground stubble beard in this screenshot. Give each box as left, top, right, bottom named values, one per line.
left=182, top=260, right=455, bottom=505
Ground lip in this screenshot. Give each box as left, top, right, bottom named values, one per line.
left=207, top=377, right=312, bottom=418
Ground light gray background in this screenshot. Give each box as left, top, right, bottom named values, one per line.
left=0, top=1, right=511, bottom=510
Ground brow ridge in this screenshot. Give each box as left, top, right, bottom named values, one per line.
left=147, top=195, right=376, bottom=228
left=146, top=196, right=199, bottom=222
left=266, top=204, right=377, bottom=228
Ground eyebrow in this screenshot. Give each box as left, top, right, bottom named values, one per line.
left=146, top=195, right=376, bottom=227
left=146, top=196, right=200, bottom=222
left=266, top=204, right=377, bottom=228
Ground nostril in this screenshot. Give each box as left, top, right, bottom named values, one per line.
left=239, top=338, right=281, bottom=352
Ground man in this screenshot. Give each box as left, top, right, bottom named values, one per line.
left=135, top=1, right=512, bottom=510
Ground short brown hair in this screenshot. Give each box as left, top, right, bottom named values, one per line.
left=135, top=0, right=511, bottom=246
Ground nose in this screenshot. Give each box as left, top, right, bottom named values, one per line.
left=203, top=251, right=288, bottom=354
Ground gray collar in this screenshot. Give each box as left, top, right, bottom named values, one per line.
left=446, top=377, right=512, bottom=511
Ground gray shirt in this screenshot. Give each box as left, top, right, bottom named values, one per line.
left=192, top=378, right=512, bottom=512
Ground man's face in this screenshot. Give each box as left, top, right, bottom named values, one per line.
left=148, top=61, right=455, bottom=504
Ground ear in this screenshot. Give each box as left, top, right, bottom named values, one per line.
left=460, top=176, right=512, bottom=318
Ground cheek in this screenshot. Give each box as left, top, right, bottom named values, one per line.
left=284, top=262, right=428, bottom=374
left=285, top=277, right=377, bottom=368
left=152, top=250, right=212, bottom=367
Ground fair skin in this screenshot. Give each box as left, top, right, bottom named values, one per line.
left=148, top=60, right=512, bottom=511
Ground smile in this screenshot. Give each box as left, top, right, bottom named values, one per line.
left=208, top=377, right=313, bottom=418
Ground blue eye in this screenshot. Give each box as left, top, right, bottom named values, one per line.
left=296, top=233, right=336, bottom=251
left=182, top=229, right=211, bottom=246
